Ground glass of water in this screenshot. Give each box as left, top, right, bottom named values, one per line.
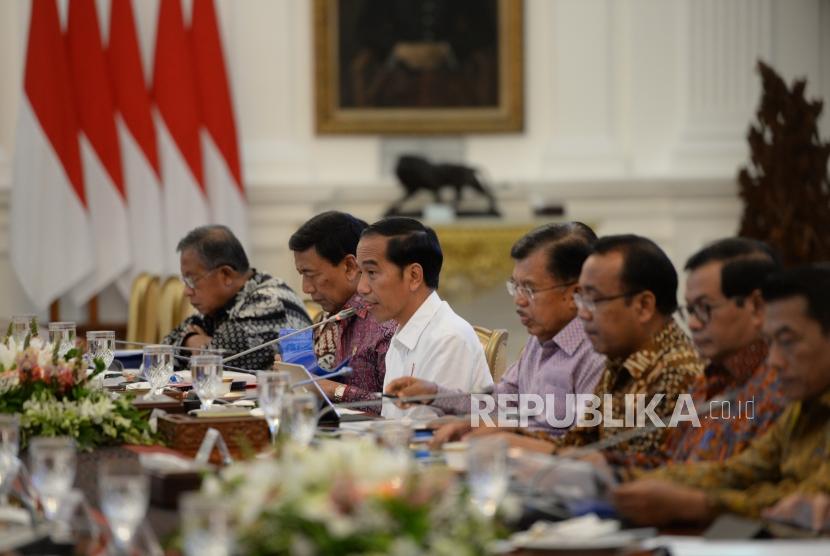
left=143, top=344, right=175, bottom=398
left=0, top=415, right=20, bottom=502
left=86, top=331, right=115, bottom=370
left=180, top=492, right=230, bottom=556
left=29, top=436, right=77, bottom=521
left=11, top=314, right=37, bottom=345
left=467, top=436, right=508, bottom=518
left=287, top=392, right=318, bottom=448
left=99, top=460, right=149, bottom=554
left=191, top=355, right=223, bottom=411
left=257, top=371, right=290, bottom=445
left=48, top=322, right=76, bottom=358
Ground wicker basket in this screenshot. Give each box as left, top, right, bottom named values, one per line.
left=157, top=413, right=270, bottom=462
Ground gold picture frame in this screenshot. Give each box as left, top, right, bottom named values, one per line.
left=314, top=0, right=524, bottom=134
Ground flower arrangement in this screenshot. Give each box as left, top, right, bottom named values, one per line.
left=0, top=320, right=154, bottom=450
left=201, top=439, right=500, bottom=555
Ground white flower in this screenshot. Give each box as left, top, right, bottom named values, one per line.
left=0, top=342, right=17, bottom=368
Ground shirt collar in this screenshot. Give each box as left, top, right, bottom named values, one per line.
left=611, top=320, right=687, bottom=380
left=342, top=292, right=371, bottom=319
left=538, top=317, right=586, bottom=357
left=393, top=290, right=442, bottom=351
left=706, top=339, right=768, bottom=383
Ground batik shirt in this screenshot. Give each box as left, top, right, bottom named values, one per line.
left=650, top=389, right=830, bottom=518
left=611, top=340, right=785, bottom=470
left=530, top=320, right=704, bottom=459
left=163, top=270, right=310, bottom=371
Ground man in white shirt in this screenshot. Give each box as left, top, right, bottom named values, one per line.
left=356, top=217, right=493, bottom=419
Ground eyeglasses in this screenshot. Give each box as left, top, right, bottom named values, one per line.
left=573, top=290, right=643, bottom=313
left=181, top=268, right=218, bottom=290
left=680, top=298, right=742, bottom=325
left=506, top=280, right=576, bottom=302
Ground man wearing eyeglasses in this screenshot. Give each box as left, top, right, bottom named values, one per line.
left=608, top=237, right=785, bottom=473
left=386, top=222, right=605, bottom=439
left=477, top=234, right=704, bottom=455
left=163, top=225, right=311, bottom=370
left=614, top=265, right=830, bottom=530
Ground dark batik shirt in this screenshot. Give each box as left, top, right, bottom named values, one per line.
left=614, top=340, right=785, bottom=472
left=526, top=320, right=704, bottom=461
left=163, top=270, right=310, bottom=371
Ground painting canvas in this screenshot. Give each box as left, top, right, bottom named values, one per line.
left=314, top=0, right=524, bottom=134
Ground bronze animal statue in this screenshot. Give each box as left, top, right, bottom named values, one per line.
left=386, top=155, right=501, bottom=217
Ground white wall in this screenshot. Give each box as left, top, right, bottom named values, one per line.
left=0, top=0, right=827, bottom=328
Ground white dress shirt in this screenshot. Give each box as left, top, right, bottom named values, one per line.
left=382, top=291, right=493, bottom=419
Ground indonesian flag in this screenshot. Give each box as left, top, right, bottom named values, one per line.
left=66, top=0, right=131, bottom=304
left=107, top=0, right=166, bottom=295
left=153, top=0, right=209, bottom=272
left=191, top=0, right=247, bottom=248
left=11, top=0, right=93, bottom=310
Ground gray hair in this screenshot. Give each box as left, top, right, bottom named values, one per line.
left=177, top=225, right=250, bottom=271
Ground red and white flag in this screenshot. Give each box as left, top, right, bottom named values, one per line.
left=191, top=0, right=247, bottom=248
left=107, top=0, right=166, bottom=294
left=11, top=0, right=93, bottom=310
left=66, top=0, right=131, bottom=304
left=153, top=0, right=209, bottom=272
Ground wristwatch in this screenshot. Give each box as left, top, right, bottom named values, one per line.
left=333, top=384, right=347, bottom=403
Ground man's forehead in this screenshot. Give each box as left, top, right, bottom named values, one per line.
left=357, top=235, right=387, bottom=259
left=764, top=297, right=810, bottom=331
left=582, top=252, right=622, bottom=283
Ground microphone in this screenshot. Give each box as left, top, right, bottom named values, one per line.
left=291, top=366, right=354, bottom=389
left=114, top=339, right=226, bottom=354
left=222, top=307, right=357, bottom=364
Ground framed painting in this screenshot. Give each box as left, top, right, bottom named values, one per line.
left=314, top=0, right=524, bottom=134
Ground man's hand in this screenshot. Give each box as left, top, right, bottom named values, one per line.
left=429, top=420, right=474, bottom=449
left=184, top=324, right=211, bottom=349
left=463, top=431, right=552, bottom=453
left=316, top=378, right=340, bottom=399
left=385, top=377, right=438, bottom=408
left=613, top=479, right=711, bottom=526
left=763, top=493, right=830, bottom=532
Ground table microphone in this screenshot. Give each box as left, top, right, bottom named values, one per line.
left=222, top=307, right=357, bottom=364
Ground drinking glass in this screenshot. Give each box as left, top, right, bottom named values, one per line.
left=48, top=322, right=76, bottom=358
left=142, top=345, right=174, bottom=397
left=180, top=492, right=230, bottom=556
left=191, top=355, right=223, bottom=411
left=11, top=314, right=37, bottom=345
left=287, top=392, right=318, bottom=448
left=0, top=415, right=20, bottom=501
left=256, top=371, right=290, bottom=445
left=86, top=331, right=115, bottom=371
left=99, top=460, right=149, bottom=554
left=373, top=420, right=412, bottom=455
left=467, top=436, right=508, bottom=518
left=29, top=436, right=77, bottom=520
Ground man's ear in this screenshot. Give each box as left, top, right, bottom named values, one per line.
left=564, top=284, right=579, bottom=313
left=406, top=263, right=425, bottom=291
left=746, top=288, right=765, bottom=326
left=342, top=254, right=360, bottom=281
left=218, top=265, right=235, bottom=287
left=635, top=290, right=658, bottom=323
